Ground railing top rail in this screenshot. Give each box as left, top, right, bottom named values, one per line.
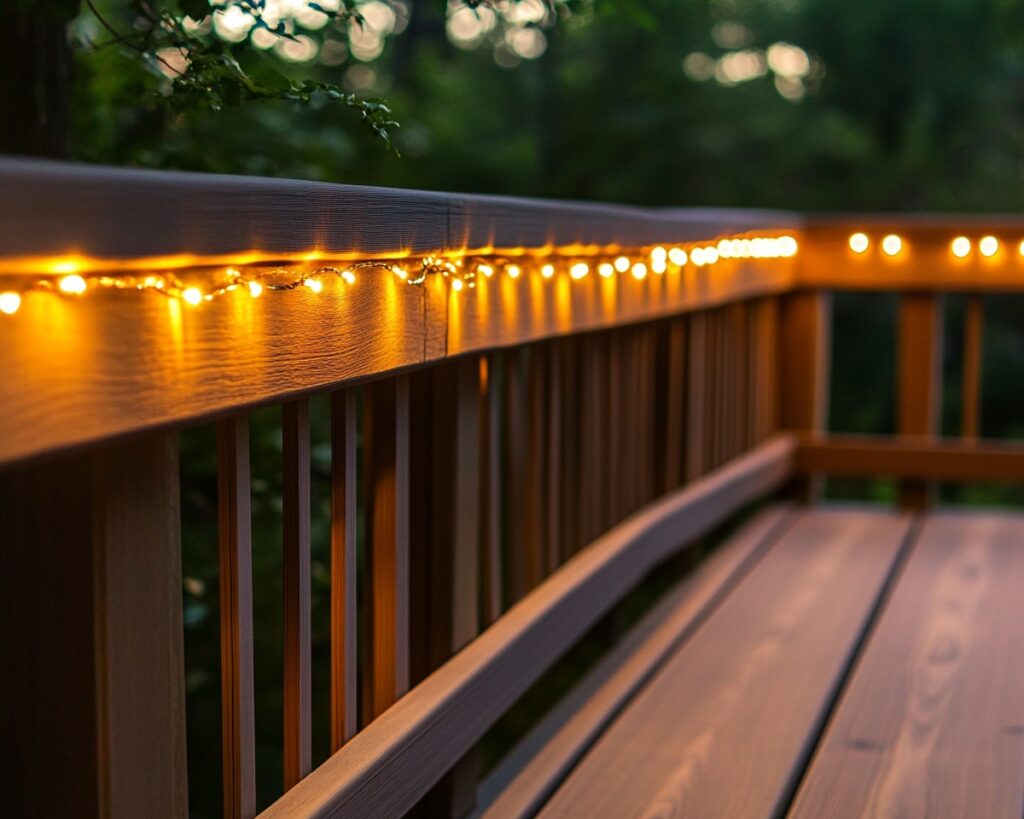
left=0, top=157, right=801, bottom=271
left=0, top=158, right=801, bottom=468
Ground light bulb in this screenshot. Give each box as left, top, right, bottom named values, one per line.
left=951, top=237, right=971, bottom=259
left=58, top=274, right=87, bottom=295
left=979, top=236, right=999, bottom=257
left=0, top=292, right=21, bottom=315
left=849, top=233, right=870, bottom=254
left=881, top=234, right=903, bottom=257
left=248, top=281, right=263, bottom=297
left=182, top=287, right=203, bottom=306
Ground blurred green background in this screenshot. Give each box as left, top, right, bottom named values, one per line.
left=41, top=0, right=1024, bottom=813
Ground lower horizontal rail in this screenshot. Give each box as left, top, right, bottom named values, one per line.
left=796, top=434, right=1024, bottom=483
left=260, top=434, right=796, bottom=818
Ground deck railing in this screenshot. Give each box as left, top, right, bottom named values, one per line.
left=1, top=158, right=1022, bottom=818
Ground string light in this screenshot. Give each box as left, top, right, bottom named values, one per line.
left=59, top=274, right=87, bottom=295
left=0, top=234, right=802, bottom=314
left=951, top=237, right=971, bottom=258
left=0, top=292, right=20, bottom=315
left=881, top=234, right=903, bottom=256
left=849, top=233, right=870, bottom=254
left=979, top=236, right=999, bottom=257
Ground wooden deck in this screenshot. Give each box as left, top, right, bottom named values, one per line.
left=480, top=506, right=1024, bottom=819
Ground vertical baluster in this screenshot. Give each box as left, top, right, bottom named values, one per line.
left=453, top=357, right=482, bottom=650
left=607, top=331, right=623, bottom=522
left=780, top=291, right=832, bottom=501
left=663, top=318, right=686, bottom=491
left=282, top=400, right=312, bottom=787
left=560, top=338, right=580, bottom=556
left=365, top=377, right=410, bottom=718
left=485, top=354, right=504, bottom=622
left=504, top=351, right=529, bottom=601
left=962, top=295, right=984, bottom=441
left=686, top=312, right=708, bottom=482
left=898, top=293, right=944, bottom=508
left=217, top=416, right=256, bottom=819
left=525, top=348, right=547, bottom=585
left=330, top=391, right=358, bottom=750
left=546, top=345, right=563, bottom=574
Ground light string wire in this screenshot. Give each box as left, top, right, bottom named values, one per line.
left=0, top=234, right=803, bottom=316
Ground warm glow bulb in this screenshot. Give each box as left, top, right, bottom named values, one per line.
left=979, top=236, right=999, bottom=257
left=779, top=236, right=799, bottom=257
left=304, top=278, right=323, bottom=293
left=951, top=237, right=971, bottom=258
left=182, top=287, right=203, bottom=306
left=881, top=234, right=903, bottom=257
left=341, top=270, right=356, bottom=284
left=704, top=246, right=719, bottom=264
left=598, top=262, right=614, bottom=278
left=58, top=274, right=87, bottom=295
left=668, top=247, right=687, bottom=266
left=0, top=292, right=21, bottom=315
left=540, top=264, right=555, bottom=279
left=478, top=263, right=494, bottom=277
left=451, top=278, right=464, bottom=292
left=631, top=262, right=648, bottom=281
left=1019, top=239, right=1024, bottom=257
left=248, top=281, right=263, bottom=298
left=691, top=247, right=706, bottom=267
left=651, top=246, right=668, bottom=264
left=614, top=256, right=630, bottom=273
left=570, top=262, right=589, bottom=280
left=849, top=233, right=870, bottom=254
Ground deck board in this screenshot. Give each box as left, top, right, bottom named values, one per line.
left=538, top=507, right=911, bottom=819
left=788, top=511, right=1024, bottom=819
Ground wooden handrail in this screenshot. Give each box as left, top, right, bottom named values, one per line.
left=0, top=159, right=801, bottom=468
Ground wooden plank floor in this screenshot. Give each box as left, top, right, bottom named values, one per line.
left=529, top=507, right=1024, bottom=819
left=538, top=507, right=912, bottom=819
left=789, top=511, right=1024, bottom=819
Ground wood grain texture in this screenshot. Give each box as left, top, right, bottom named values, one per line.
left=789, top=511, right=1024, bottom=819
left=329, top=391, right=358, bottom=749
left=0, top=267, right=428, bottom=468
left=259, top=435, right=796, bottom=818
left=282, top=399, right=312, bottom=787
left=0, top=158, right=801, bottom=264
left=539, top=507, right=911, bottom=819
left=475, top=506, right=796, bottom=819
left=0, top=433, right=188, bottom=819
left=796, top=434, right=1024, bottom=483
left=218, top=416, right=257, bottom=819
left=898, top=294, right=944, bottom=507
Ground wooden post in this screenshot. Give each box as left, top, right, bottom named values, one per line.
left=898, top=293, right=944, bottom=507
left=0, top=433, right=188, bottom=818
left=779, top=291, right=832, bottom=501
